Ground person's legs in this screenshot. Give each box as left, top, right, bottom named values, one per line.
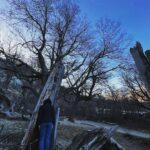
left=39, top=124, right=47, bottom=150
left=45, top=123, right=53, bottom=150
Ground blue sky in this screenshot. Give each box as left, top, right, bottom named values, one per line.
left=0, top=0, right=149, bottom=49
left=78, top=0, right=150, bottom=50
left=78, top=0, right=150, bottom=88
left=0, top=0, right=5, bottom=7
left=0, top=0, right=149, bottom=88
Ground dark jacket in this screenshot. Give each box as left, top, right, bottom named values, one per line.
left=37, top=100, right=55, bottom=125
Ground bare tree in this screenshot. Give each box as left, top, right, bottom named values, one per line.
left=0, top=0, right=91, bottom=93
left=65, top=18, right=129, bottom=102
left=0, top=1, right=129, bottom=106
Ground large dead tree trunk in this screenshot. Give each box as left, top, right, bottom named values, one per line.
left=21, top=61, right=65, bottom=150
left=130, top=42, right=150, bottom=94
left=66, top=126, right=124, bottom=150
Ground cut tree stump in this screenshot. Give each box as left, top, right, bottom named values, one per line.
left=66, top=126, right=125, bottom=150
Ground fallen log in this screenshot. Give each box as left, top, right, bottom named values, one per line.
left=0, top=110, right=22, bottom=119
left=66, top=126, right=125, bottom=150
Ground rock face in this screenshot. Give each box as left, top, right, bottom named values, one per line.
left=130, top=42, right=150, bottom=94
left=66, top=127, right=124, bottom=150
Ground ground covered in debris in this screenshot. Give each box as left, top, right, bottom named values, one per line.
left=56, top=123, right=150, bottom=150
left=0, top=118, right=149, bottom=150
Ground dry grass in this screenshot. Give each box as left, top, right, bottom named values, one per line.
left=0, top=119, right=149, bottom=150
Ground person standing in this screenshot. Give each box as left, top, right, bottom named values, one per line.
left=37, top=99, right=55, bottom=150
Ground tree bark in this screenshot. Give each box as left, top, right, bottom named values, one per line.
left=66, top=126, right=124, bottom=150
left=21, top=61, right=64, bottom=150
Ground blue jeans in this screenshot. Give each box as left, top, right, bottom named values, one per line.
left=39, top=123, right=53, bottom=150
